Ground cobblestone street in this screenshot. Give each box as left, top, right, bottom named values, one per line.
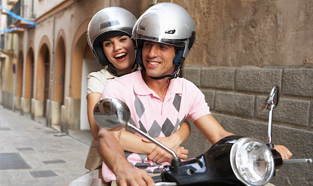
left=0, top=106, right=92, bottom=186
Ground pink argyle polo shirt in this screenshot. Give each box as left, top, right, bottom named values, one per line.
left=101, top=70, right=210, bottom=182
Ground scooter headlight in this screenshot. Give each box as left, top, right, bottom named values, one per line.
left=230, top=137, right=275, bottom=186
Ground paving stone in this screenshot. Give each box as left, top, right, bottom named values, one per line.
left=42, top=160, right=66, bottom=164
left=29, top=170, right=58, bottom=178
left=0, top=107, right=89, bottom=185
left=16, top=147, right=35, bottom=151
left=0, top=127, right=11, bottom=130
left=0, top=153, right=31, bottom=170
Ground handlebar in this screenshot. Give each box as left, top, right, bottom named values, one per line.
left=283, top=159, right=312, bottom=164
left=155, top=183, right=177, bottom=186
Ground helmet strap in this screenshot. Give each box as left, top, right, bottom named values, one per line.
left=107, top=62, right=138, bottom=77
left=107, top=63, right=118, bottom=76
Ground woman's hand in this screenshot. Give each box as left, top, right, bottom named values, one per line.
left=142, top=135, right=188, bottom=163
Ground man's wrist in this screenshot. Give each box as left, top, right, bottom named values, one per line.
left=112, top=158, right=132, bottom=174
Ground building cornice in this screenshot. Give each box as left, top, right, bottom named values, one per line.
left=35, top=0, right=75, bottom=24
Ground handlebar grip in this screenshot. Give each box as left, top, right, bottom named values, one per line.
left=283, top=159, right=312, bottom=164
left=155, top=183, right=177, bottom=186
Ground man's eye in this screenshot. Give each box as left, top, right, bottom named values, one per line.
left=160, top=45, right=168, bottom=50
left=144, top=42, right=151, bottom=47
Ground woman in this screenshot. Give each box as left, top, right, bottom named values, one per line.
left=70, top=7, right=190, bottom=186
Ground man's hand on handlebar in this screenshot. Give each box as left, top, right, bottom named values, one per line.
left=274, top=144, right=293, bottom=159
left=115, top=166, right=155, bottom=186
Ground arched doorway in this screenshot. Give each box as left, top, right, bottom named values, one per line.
left=72, top=21, right=101, bottom=130
left=35, top=43, right=50, bottom=118
left=15, top=50, right=23, bottom=110
left=51, top=35, right=66, bottom=125
left=65, top=18, right=98, bottom=129
left=22, top=48, right=34, bottom=114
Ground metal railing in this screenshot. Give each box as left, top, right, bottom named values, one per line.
left=7, top=0, right=21, bottom=26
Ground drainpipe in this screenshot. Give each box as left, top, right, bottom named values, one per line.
left=47, top=15, right=56, bottom=128
left=31, top=0, right=34, bottom=18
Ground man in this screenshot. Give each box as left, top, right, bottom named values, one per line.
left=98, top=3, right=292, bottom=186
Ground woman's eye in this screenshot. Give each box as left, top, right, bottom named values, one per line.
left=103, top=42, right=111, bottom=47
left=120, top=37, right=127, bottom=42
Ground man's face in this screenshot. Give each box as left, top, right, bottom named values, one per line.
left=141, top=41, right=176, bottom=78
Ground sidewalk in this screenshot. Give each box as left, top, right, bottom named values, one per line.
left=0, top=106, right=93, bottom=186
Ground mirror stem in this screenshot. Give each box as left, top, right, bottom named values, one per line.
left=267, top=105, right=274, bottom=149
left=127, top=123, right=178, bottom=159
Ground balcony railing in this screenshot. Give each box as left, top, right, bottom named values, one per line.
left=7, top=0, right=21, bottom=27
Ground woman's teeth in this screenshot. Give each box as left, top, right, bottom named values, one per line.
left=115, top=53, right=127, bottom=59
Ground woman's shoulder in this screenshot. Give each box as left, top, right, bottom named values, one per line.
left=89, top=68, right=114, bottom=77
left=88, top=69, right=115, bottom=82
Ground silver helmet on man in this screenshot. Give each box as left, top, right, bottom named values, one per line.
left=132, top=2, right=195, bottom=78
left=87, top=7, right=137, bottom=67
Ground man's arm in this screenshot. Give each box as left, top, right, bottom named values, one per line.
left=98, top=128, right=154, bottom=186
left=194, top=114, right=292, bottom=159
left=193, top=114, right=233, bottom=145
left=143, top=121, right=190, bottom=162
left=115, top=121, right=190, bottom=162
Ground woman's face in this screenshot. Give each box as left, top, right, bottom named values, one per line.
left=102, top=35, right=135, bottom=75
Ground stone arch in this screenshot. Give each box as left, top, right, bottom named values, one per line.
left=54, top=30, right=66, bottom=104
left=35, top=36, right=51, bottom=117
left=50, top=30, right=67, bottom=125
left=22, top=47, right=34, bottom=113
left=25, top=47, right=34, bottom=99
left=16, top=50, right=23, bottom=98
left=65, top=18, right=96, bottom=129
left=70, top=18, right=91, bottom=99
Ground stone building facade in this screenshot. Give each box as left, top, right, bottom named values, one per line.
left=0, top=0, right=312, bottom=185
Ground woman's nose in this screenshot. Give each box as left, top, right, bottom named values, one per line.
left=113, top=42, right=122, bottom=51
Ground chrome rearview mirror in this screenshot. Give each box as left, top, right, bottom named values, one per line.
left=94, top=98, right=180, bottom=164
left=263, top=86, right=279, bottom=111
left=263, top=86, right=279, bottom=149
left=94, top=98, right=130, bottom=131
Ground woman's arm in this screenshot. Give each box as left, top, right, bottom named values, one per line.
left=87, top=92, right=102, bottom=140
left=115, top=121, right=191, bottom=163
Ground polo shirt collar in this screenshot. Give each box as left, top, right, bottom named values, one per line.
left=133, top=70, right=182, bottom=97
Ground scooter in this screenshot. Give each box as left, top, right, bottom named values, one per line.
left=94, top=86, right=312, bottom=186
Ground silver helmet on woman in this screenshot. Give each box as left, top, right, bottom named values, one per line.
left=87, top=7, right=137, bottom=67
